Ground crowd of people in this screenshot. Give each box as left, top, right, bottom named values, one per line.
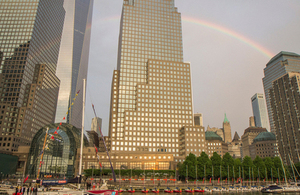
left=14, top=186, right=38, bottom=195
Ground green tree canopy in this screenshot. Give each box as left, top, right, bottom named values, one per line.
left=222, top=152, right=234, bottom=178
left=242, top=156, right=253, bottom=179
left=211, top=152, right=222, bottom=178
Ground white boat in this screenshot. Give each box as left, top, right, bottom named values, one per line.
left=211, top=187, right=222, bottom=192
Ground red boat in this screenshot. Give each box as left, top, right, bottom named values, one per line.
left=118, top=188, right=124, bottom=193
left=184, top=187, right=194, bottom=193
left=152, top=188, right=160, bottom=193
left=164, top=187, right=173, bottom=193
left=86, top=190, right=118, bottom=195
left=127, top=187, right=135, bottom=193
left=142, top=187, right=149, bottom=193
left=174, top=187, right=182, bottom=193
left=194, top=187, right=205, bottom=192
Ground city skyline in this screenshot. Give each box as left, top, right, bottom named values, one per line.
left=85, top=0, right=300, bottom=137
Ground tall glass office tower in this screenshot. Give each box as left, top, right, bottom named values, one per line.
left=108, top=0, right=205, bottom=161
left=263, top=51, right=300, bottom=133
left=55, top=0, right=94, bottom=128
left=0, top=0, right=65, bottom=152
left=251, top=93, right=269, bottom=130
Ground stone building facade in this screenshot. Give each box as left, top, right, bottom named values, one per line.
left=249, top=132, right=278, bottom=159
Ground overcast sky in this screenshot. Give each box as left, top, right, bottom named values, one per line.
left=84, top=0, right=300, bottom=138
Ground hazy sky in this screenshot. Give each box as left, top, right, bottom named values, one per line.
left=84, top=0, right=300, bottom=138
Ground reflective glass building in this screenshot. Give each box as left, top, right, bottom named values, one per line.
left=55, top=0, right=94, bottom=128
left=251, top=93, right=269, bottom=130
left=26, top=123, right=88, bottom=178
left=0, top=0, right=65, bottom=152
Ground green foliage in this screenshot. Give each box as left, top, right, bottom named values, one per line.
left=222, top=153, right=234, bottom=178
left=211, top=152, right=222, bottom=178
left=233, top=158, right=242, bottom=178
left=197, top=152, right=212, bottom=178
left=264, top=157, right=275, bottom=179
left=242, top=156, right=253, bottom=179
left=179, top=153, right=197, bottom=180
left=253, top=156, right=265, bottom=179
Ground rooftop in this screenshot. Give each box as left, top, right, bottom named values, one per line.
left=253, top=132, right=276, bottom=143
left=205, top=131, right=223, bottom=141
left=267, top=51, right=300, bottom=65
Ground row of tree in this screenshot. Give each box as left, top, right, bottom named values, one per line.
left=178, top=152, right=290, bottom=180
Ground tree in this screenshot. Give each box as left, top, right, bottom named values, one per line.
left=242, top=156, right=253, bottom=179
left=197, top=152, right=212, bottom=178
left=222, top=152, right=234, bottom=178
left=264, top=157, right=275, bottom=180
left=233, top=158, right=242, bottom=179
left=211, top=152, right=222, bottom=178
left=179, top=153, right=197, bottom=180
left=253, top=156, right=265, bottom=179
left=273, top=156, right=283, bottom=178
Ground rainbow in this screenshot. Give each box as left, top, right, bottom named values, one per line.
left=182, top=16, right=274, bottom=58
left=100, top=15, right=274, bottom=58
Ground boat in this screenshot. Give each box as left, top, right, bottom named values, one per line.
left=184, top=187, right=194, bottom=193
left=118, top=188, right=124, bottom=193
left=204, top=187, right=212, bottom=193
left=228, top=186, right=237, bottom=191
left=127, top=187, right=135, bottom=193
left=152, top=188, right=159, bottom=193
left=261, top=185, right=283, bottom=193
left=194, top=187, right=204, bottom=192
left=250, top=186, right=260, bottom=191
left=164, top=187, right=173, bottom=193
left=211, top=187, right=221, bottom=192
left=85, top=190, right=118, bottom=195
left=221, top=187, right=228, bottom=192
left=173, top=187, right=182, bottom=193
left=142, top=187, right=149, bottom=193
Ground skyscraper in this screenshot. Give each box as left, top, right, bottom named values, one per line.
left=54, top=0, right=94, bottom=128
left=91, top=117, right=102, bottom=135
left=251, top=93, right=269, bottom=130
left=0, top=0, right=65, bottom=152
left=108, top=0, right=205, bottom=159
left=263, top=51, right=300, bottom=133
left=223, top=113, right=232, bottom=143
left=269, top=72, right=300, bottom=164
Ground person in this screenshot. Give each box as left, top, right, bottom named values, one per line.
left=15, top=186, right=18, bottom=195
left=27, top=187, right=29, bottom=195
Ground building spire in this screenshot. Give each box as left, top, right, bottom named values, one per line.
left=224, top=113, right=229, bottom=123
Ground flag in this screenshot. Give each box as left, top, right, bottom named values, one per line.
left=203, top=178, right=204, bottom=183
left=39, top=150, right=44, bottom=156
left=225, top=178, right=227, bottom=183
left=209, top=178, right=211, bottom=183
left=41, top=161, right=44, bottom=165
left=77, top=90, right=80, bottom=94
left=237, top=178, right=239, bottom=183
left=66, top=112, right=68, bottom=114
left=63, top=117, right=65, bottom=120
left=54, top=130, right=58, bottom=134
left=218, top=178, right=220, bottom=183
left=59, top=122, right=62, bottom=126
left=51, top=136, right=54, bottom=140
left=23, top=175, right=29, bottom=183
left=277, top=179, right=278, bottom=183
left=75, top=94, right=78, bottom=97
left=94, top=145, right=98, bottom=153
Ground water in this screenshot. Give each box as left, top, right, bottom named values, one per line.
left=119, top=192, right=300, bottom=195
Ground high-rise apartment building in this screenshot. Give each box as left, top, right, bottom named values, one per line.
left=108, top=0, right=204, bottom=159
left=91, top=117, right=102, bottom=135
left=55, top=0, right=93, bottom=128
left=263, top=51, right=300, bottom=133
left=251, top=93, right=269, bottom=130
left=0, top=0, right=65, bottom=152
left=269, top=72, right=300, bottom=164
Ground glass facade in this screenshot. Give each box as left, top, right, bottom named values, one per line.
left=26, top=123, right=88, bottom=178
left=55, top=0, right=94, bottom=129
left=263, top=52, right=300, bottom=133
left=251, top=93, right=269, bottom=130
left=0, top=0, right=65, bottom=152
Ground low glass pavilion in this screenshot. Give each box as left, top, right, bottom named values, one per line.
left=26, top=123, right=88, bottom=179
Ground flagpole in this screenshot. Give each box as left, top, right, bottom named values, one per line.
left=78, top=78, right=86, bottom=189
left=36, top=127, right=48, bottom=180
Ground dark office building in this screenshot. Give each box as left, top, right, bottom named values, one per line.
left=0, top=0, right=65, bottom=152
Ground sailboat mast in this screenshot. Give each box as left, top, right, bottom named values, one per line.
left=78, top=78, right=86, bottom=189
